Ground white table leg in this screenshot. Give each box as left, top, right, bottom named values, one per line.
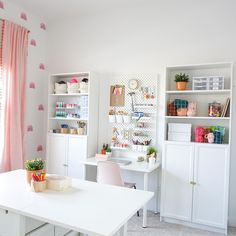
left=143, top=173, right=148, bottom=228
left=155, top=169, right=159, bottom=214
left=119, top=223, right=127, bottom=236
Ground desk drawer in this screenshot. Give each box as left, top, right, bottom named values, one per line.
left=55, top=226, right=79, bottom=236
left=26, top=224, right=54, bottom=236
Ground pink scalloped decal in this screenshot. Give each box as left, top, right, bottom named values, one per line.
left=30, top=39, right=37, bottom=46
left=37, top=145, right=43, bottom=152
left=38, top=104, right=44, bottom=111
left=29, top=82, right=36, bottom=89
left=40, top=23, right=46, bottom=30
left=27, top=125, right=33, bottom=132
left=20, top=12, right=27, bottom=21
left=0, top=1, right=4, bottom=9
left=39, top=63, right=45, bottom=70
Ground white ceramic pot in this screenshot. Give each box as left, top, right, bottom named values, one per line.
left=108, top=115, right=116, bottom=123
left=123, top=115, right=131, bottom=124
left=116, top=115, right=123, bottom=123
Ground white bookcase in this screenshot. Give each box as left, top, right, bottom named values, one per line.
left=46, top=72, right=99, bottom=179
left=161, top=62, right=233, bottom=234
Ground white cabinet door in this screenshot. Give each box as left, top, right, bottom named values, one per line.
left=0, top=209, right=25, bottom=236
left=67, top=136, right=87, bottom=179
left=161, top=142, right=194, bottom=221
left=47, top=135, right=67, bottom=176
left=192, top=144, right=229, bottom=228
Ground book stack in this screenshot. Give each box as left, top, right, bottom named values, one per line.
left=221, top=98, right=230, bottom=117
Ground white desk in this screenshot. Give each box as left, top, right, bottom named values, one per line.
left=0, top=170, right=153, bottom=236
left=82, top=157, right=161, bottom=228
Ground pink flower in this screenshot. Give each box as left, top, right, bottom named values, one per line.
left=20, top=12, right=27, bottom=21
left=27, top=125, right=33, bottom=132
left=40, top=23, right=46, bottom=30
left=0, top=1, right=4, bottom=9
left=39, top=63, right=45, bottom=70
left=38, top=104, right=44, bottom=111
left=29, top=82, right=35, bottom=89
left=37, top=145, right=43, bottom=152
left=30, top=39, right=37, bottom=46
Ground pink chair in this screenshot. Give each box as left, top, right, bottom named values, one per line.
left=97, top=161, right=139, bottom=216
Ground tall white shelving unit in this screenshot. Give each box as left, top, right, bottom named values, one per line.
left=46, top=72, right=99, bottom=180
left=161, top=62, right=233, bottom=234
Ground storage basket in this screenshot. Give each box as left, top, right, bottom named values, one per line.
left=67, top=82, right=79, bottom=94
left=80, top=82, right=88, bottom=93
left=54, top=83, right=67, bottom=94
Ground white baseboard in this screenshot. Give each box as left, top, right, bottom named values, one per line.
left=229, top=217, right=236, bottom=227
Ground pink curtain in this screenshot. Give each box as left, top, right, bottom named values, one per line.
left=0, top=20, right=29, bottom=171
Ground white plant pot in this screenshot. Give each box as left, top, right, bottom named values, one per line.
left=106, top=152, right=112, bottom=158
left=116, top=115, right=123, bottom=123
left=108, top=115, right=116, bottom=123
left=123, top=115, right=131, bottom=124
left=143, top=146, right=148, bottom=152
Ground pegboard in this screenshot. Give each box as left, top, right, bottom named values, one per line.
left=108, top=74, right=158, bottom=154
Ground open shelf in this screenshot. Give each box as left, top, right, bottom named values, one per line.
left=166, top=89, right=231, bottom=95
left=49, top=93, right=88, bottom=96
left=165, top=116, right=230, bottom=120
left=49, top=117, right=88, bottom=121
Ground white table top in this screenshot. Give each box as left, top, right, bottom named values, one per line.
left=0, top=170, right=153, bottom=236
left=82, top=157, right=161, bottom=173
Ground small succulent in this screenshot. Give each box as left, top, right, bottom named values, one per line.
left=25, top=158, right=45, bottom=171
left=174, top=73, right=189, bottom=82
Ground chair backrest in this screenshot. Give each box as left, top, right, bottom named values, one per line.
left=97, top=161, right=124, bottom=187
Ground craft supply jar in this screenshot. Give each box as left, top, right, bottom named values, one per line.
left=31, top=180, right=46, bottom=192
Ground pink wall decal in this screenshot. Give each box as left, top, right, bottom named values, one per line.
left=40, top=23, right=46, bottom=30
left=39, top=63, right=45, bottom=70
left=30, top=39, right=37, bottom=46
left=38, top=104, right=44, bottom=111
left=0, top=1, right=4, bottom=9
left=20, top=12, right=27, bottom=21
left=27, top=125, right=33, bottom=132
left=29, top=82, right=36, bottom=89
left=37, top=145, right=43, bottom=152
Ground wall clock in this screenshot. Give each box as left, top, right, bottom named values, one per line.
left=128, top=79, right=139, bottom=90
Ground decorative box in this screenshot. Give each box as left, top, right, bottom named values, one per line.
left=46, top=175, right=72, bottom=191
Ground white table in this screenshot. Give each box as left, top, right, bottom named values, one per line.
left=82, top=157, right=161, bottom=228
left=0, top=170, right=153, bottom=236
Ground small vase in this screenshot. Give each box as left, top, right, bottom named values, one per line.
left=26, top=170, right=43, bottom=185
left=176, top=82, right=187, bottom=90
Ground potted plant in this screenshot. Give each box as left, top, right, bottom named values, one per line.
left=25, top=158, right=45, bottom=184
left=108, top=109, right=116, bottom=123
left=146, top=146, right=157, bottom=162
left=175, top=73, right=189, bottom=90
left=77, top=121, right=86, bottom=135
left=101, top=143, right=108, bottom=155
left=106, top=147, right=112, bottom=158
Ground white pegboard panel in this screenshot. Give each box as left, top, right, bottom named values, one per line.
left=108, top=74, right=158, bottom=153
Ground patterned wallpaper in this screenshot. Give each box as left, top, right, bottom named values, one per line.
left=0, top=0, right=47, bottom=160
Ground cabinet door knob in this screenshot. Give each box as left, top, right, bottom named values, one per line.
left=63, top=164, right=68, bottom=167
left=190, top=181, right=197, bottom=185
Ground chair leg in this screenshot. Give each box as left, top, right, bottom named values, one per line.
left=133, top=185, right=140, bottom=217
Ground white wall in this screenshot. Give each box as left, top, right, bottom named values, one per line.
left=46, top=0, right=236, bottom=226
left=0, top=1, right=47, bottom=160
